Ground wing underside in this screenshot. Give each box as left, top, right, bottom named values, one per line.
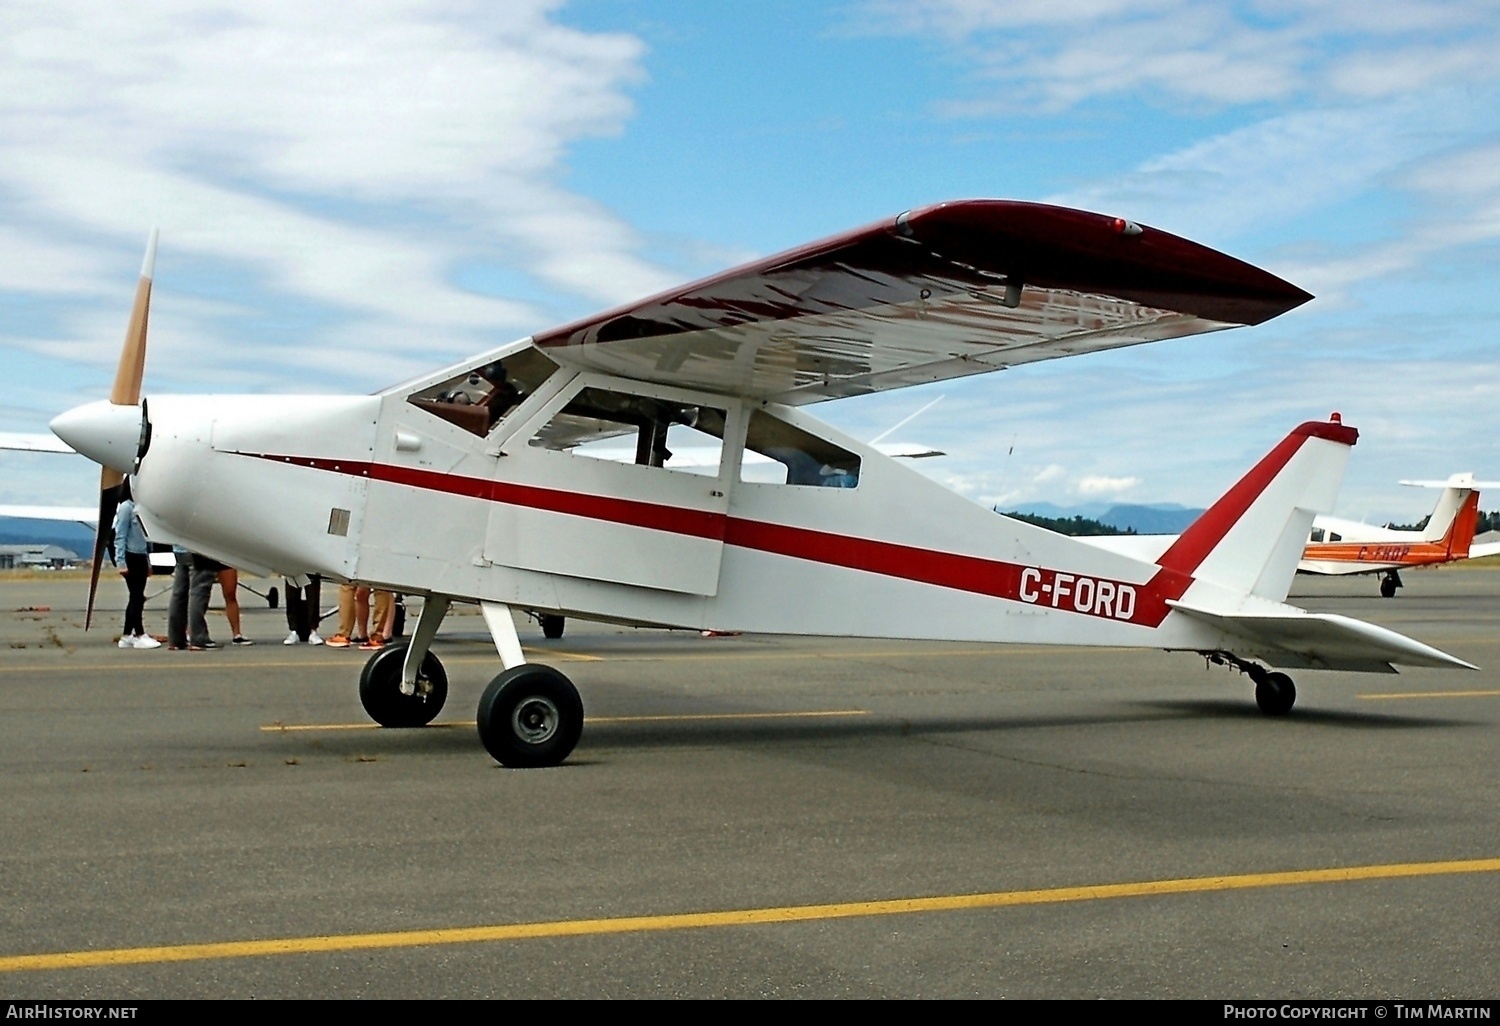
left=533, top=200, right=1312, bottom=403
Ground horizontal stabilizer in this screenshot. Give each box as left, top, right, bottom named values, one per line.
left=1167, top=600, right=1478, bottom=673
left=1399, top=475, right=1500, bottom=490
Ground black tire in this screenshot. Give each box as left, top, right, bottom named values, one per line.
left=1255, top=671, right=1296, bottom=716
left=358, top=642, right=448, bottom=727
left=477, top=665, right=583, bottom=768
left=540, top=614, right=565, bottom=640
left=267, top=586, right=279, bottom=609
left=1380, top=576, right=1398, bottom=598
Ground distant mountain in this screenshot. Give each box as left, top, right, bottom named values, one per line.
left=1006, top=502, right=1204, bottom=535
left=1098, top=504, right=1203, bottom=534
left=0, top=516, right=95, bottom=552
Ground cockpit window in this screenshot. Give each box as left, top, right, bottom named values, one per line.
left=407, top=348, right=558, bottom=436
left=532, top=386, right=729, bottom=476
left=742, top=410, right=859, bottom=488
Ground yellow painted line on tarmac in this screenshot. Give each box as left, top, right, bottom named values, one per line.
left=1, top=648, right=1018, bottom=676
left=262, top=720, right=469, bottom=732
left=584, top=709, right=870, bottom=725
left=260, top=709, right=872, bottom=733
left=522, top=645, right=1040, bottom=664
left=1358, top=689, right=1500, bottom=701
left=3, top=857, right=1497, bottom=973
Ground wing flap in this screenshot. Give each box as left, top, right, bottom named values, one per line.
left=534, top=200, right=1311, bottom=403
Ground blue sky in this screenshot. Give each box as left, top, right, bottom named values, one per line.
left=3, top=0, right=1498, bottom=522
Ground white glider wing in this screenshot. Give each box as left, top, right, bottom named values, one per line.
left=1, top=432, right=75, bottom=454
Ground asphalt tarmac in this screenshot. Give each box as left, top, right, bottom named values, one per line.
left=0, top=568, right=1497, bottom=999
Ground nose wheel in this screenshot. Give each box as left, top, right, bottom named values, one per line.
left=359, top=642, right=449, bottom=727
left=477, top=665, right=583, bottom=767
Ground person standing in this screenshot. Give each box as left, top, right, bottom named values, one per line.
left=283, top=575, right=324, bottom=645
left=325, top=583, right=368, bottom=648
left=186, top=553, right=219, bottom=650
left=215, top=565, right=253, bottom=645
left=167, top=546, right=191, bottom=650
left=112, top=480, right=160, bottom=650
left=360, top=590, right=394, bottom=650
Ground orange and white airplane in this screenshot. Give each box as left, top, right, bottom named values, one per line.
left=43, top=202, right=1479, bottom=767
left=1300, top=474, right=1500, bottom=596
left=1080, top=471, right=1499, bottom=597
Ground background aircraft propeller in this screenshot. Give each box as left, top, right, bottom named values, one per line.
left=85, top=229, right=157, bottom=630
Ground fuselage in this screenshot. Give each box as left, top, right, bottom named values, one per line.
left=92, top=340, right=1335, bottom=661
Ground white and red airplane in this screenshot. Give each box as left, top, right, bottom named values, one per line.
left=46, top=201, right=1476, bottom=767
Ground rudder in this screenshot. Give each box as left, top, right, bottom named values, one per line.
left=1157, top=416, right=1358, bottom=601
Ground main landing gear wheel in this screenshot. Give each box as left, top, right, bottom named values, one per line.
left=1380, top=573, right=1400, bottom=598
left=539, top=614, right=565, bottom=640
left=359, top=642, right=448, bottom=727
left=1255, top=671, right=1297, bottom=716
left=477, top=664, right=583, bottom=768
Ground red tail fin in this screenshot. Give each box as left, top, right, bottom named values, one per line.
left=1443, top=492, right=1481, bottom=559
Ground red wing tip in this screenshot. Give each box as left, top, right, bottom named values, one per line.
left=1294, top=419, right=1359, bottom=446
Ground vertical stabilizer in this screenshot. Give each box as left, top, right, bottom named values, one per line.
left=1158, top=416, right=1358, bottom=601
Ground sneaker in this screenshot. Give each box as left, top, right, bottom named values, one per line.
left=232, top=636, right=254, bottom=646
left=307, top=632, right=324, bottom=646
left=188, top=640, right=220, bottom=651
left=359, top=635, right=385, bottom=651
left=283, top=631, right=300, bottom=646
left=118, top=635, right=138, bottom=649
left=325, top=634, right=351, bottom=648
left=134, top=634, right=162, bottom=649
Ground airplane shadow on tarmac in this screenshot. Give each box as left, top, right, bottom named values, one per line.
left=257, top=699, right=1472, bottom=766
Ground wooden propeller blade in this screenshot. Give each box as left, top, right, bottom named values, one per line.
left=85, top=474, right=123, bottom=631
left=86, top=229, right=157, bottom=631
left=110, top=229, right=156, bottom=406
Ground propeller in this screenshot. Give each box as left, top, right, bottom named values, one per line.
left=84, top=230, right=157, bottom=630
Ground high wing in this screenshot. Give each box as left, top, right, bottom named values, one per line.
left=533, top=200, right=1312, bottom=404
left=0, top=505, right=98, bottom=526
left=0, top=434, right=91, bottom=524
left=1, top=432, right=75, bottom=454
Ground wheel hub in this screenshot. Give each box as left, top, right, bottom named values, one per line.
left=512, top=696, right=560, bottom=744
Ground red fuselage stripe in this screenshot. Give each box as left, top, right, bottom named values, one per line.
left=239, top=453, right=1196, bottom=626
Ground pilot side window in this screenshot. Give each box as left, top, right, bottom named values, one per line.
left=531, top=386, right=729, bottom=477
left=406, top=348, right=558, bottom=437
left=741, top=410, right=859, bottom=488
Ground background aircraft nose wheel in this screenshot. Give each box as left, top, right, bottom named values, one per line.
left=540, top=614, right=565, bottom=639
left=358, top=642, right=448, bottom=727
left=1254, top=671, right=1297, bottom=716
left=477, top=664, right=583, bottom=768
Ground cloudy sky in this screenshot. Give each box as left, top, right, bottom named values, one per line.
left=3, top=0, right=1498, bottom=522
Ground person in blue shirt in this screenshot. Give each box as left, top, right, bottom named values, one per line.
left=112, top=478, right=160, bottom=650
